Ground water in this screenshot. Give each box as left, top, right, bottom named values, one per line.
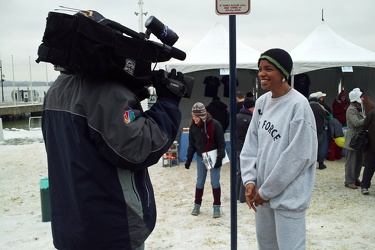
left=0, top=86, right=48, bottom=129
left=2, top=118, right=32, bottom=130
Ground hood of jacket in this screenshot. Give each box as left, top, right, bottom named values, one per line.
left=210, top=100, right=228, bottom=110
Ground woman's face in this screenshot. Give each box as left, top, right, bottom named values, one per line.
left=192, top=115, right=201, bottom=125
left=258, top=60, right=284, bottom=91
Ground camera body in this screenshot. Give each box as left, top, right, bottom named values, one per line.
left=36, top=9, right=193, bottom=98
left=165, top=73, right=194, bottom=99
left=153, top=70, right=194, bottom=99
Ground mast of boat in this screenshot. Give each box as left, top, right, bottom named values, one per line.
left=12, top=55, right=16, bottom=104
left=29, top=56, right=33, bottom=103
left=45, top=63, right=48, bottom=87
left=0, top=59, right=4, bottom=102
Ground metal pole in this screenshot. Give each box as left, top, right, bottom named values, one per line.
left=229, top=15, right=237, bottom=250
left=139, top=0, right=144, bottom=32
left=45, top=62, right=48, bottom=87
left=0, top=60, right=4, bottom=102
left=135, top=0, right=147, bottom=33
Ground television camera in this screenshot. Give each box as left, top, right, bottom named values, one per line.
left=36, top=7, right=193, bottom=98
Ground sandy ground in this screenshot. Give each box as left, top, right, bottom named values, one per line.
left=1, top=129, right=375, bottom=250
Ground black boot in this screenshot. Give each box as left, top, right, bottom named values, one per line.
left=318, top=162, right=327, bottom=170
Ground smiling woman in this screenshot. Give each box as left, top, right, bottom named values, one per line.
left=257, top=48, right=293, bottom=97
left=240, top=48, right=318, bottom=249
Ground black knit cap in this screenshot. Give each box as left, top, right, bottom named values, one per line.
left=258, top=48, right=293, bottom=79
left=243, top=98, right=255, bottom=109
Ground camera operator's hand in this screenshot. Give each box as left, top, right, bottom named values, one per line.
left=152, top=69, right=187, bottom=103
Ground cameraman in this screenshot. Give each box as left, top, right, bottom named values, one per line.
left=42, top=70, right=185, bottom=250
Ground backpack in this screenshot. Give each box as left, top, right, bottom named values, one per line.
left=36, top=10, right=178, bottom=88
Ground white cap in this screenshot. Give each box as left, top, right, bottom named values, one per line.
left=349, top=88, right=362, bottom=103
left=315, top=91, right=326, bottom=98
left=309, top=92, right=318, bottom=99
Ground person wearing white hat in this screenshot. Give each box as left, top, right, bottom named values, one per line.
left=316, top=91, right=332, bottom=114
left=309, top=93, right=328, bottom=170
left=344, top=88, right=365, bottom=189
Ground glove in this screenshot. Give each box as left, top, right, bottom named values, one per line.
left=214, top=158, right=222, bottom=169
left=185, top=161, right=191, bottom=170
left=152, top=69, right=186, bottom=103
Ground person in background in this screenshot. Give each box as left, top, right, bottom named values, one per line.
left=359, top=89, right=375, bottom=116
left=316, top=91, right=332, bottom=114
left=309, top=92, right=328, bottom=169
left=42, top=69, right=186, bottom=249
left=344, top=88, right=365, bottom=189
left=246, top=91, right=255, bottom=100
left=332, top=90, right=350, bottom=125
left=184, top=102, right=226, bottom=218
left=360, top=105, right=375, bottom=194
left=206, top=96, right=230, bottom=132
left=241, top=48, right=317, bottom=249
left=325, top=113, right=344, bottom=161
left=236, top=91, right=246, bottom=113
left=236, top=97, right=255, bottom=203
left=331, top=90, right=349, bottom=161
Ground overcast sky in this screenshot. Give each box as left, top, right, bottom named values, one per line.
left=1, top=0, right=374, bottom=81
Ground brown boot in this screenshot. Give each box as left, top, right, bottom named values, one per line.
left=345, top=183, right=358, bottom=189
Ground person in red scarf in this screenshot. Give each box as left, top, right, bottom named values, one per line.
left=329, top=90, right=350, bottom=161
left=184, top=102, right=226, bottom=218
left=333, top=90, right=350, bottom=125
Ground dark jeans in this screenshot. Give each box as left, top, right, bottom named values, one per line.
left=361, top=151, right=375, bottom=189
left=317, top=133, right=325, bottom=163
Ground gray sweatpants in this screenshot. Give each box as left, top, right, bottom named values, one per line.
left=255, top=205, right=306, bottom=250
left=344, top=149, right=363, bottom=185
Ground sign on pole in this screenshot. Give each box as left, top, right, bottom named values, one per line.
left=216, top=0, right=251, bottom=15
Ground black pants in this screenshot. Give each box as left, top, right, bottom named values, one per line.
left=317, top=133, right=325, bottom=163
left=361, top=151, right=375, bottom=188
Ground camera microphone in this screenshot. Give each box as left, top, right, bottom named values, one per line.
left=148, top=41, right=186, bottom=61
left=145, top=16, right=179, bottom=46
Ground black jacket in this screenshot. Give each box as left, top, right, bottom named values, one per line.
left=185, top=117, right=225, bottom=164
left=310, top=101, right=326, bottom=135
left=206, top=100, right=230, bottom=131
left=42, top=74, right=181, bottom=249
left=236, top=108, right=253, bottom=151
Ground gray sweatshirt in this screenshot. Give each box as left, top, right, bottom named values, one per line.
left=240, top=89, right=317, bottom=211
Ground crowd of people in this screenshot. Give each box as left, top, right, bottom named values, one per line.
left=42, top=39, right=374, bottom=249
left=185, top=59, right=375, bottom=250
left=306, top=88, right=374, bottom=195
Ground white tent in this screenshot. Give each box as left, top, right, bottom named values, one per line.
left=163, top=23, right=260, bottom=73
left=290, top=22, right=375, bottom=75
left=290, top=22, right=375, bottom=103
left=155, top=23, right=260, bottom=140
